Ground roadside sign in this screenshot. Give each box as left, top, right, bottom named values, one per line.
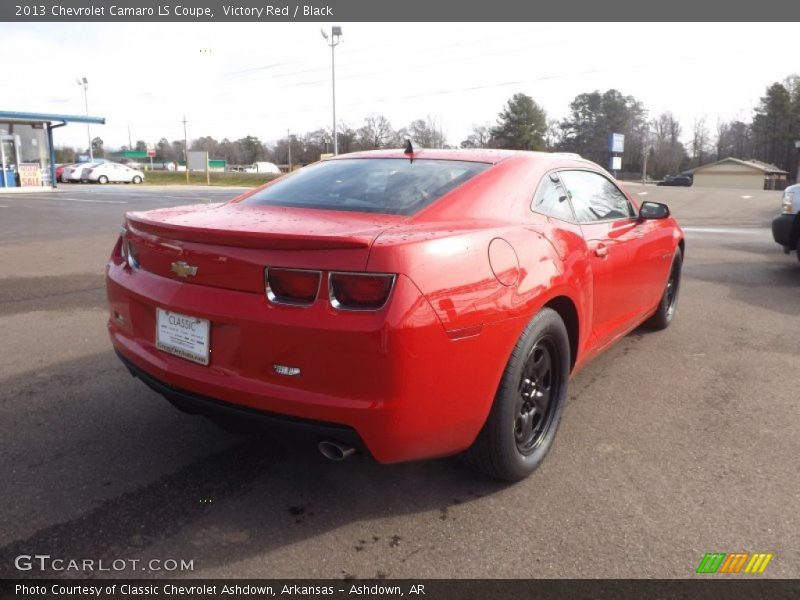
left=146, top=147, right=155, bottom=157
left=610, top=156, right=622, bottom=171
left=18, top=163, right=42, bottom=187
left=608, top=133, right=625, bottom=153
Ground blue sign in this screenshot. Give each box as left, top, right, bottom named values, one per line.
left=608, top=133, right=625, bottom=153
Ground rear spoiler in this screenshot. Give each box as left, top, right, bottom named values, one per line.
left=126, top=214, right=370, bottom=250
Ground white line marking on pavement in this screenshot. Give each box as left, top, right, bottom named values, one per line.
left=0, top=205, right=8, bottom=208
left=741, top=195, right=753, bottom=199
left=682, top=226, right=768, bottom=235
left=49, top=197, right=127, bottom=204
left=636, top=191, right=648, bottom=195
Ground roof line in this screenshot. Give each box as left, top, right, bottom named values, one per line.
left=693, top=156, right=787, bottom=174
left=0, top=111, right=106, bottom=125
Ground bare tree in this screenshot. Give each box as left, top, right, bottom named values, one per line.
left=460, top=123, right=492, bottom=148
left=691, top=117, right=710, bottom=166
left=408, top=116, right=446, bottom=148
left=715, top=119, right=730, bottom=161
left=357, top=115, right=395, bottom=150
left=544, top=119, right=563, bottom=151
left=647, top=113, right=687, bottom=178
left=336, top=121, right=357, bottom=154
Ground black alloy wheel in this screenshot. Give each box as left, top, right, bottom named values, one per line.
left=645, top=247, right=682, bottom=330
left=514, top=337, right=561, bottom=455
left=463, top=307, right=570, bottom=481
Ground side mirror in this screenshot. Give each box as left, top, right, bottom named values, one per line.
left=639, top=201, right=670, bottom=220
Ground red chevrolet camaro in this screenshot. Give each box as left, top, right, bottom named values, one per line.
left=107, top=148, right=683, bottom=481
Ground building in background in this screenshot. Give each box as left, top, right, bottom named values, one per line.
left=692, top=157, right=788, bottom=190
left=0, top=111, right=105, bottom=192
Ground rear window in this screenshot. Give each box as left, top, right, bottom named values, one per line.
left=243, top=158, right=490, bottom=215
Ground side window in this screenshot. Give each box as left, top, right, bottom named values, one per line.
left=559, top=170, right=635, bottom=222
left=533, top=174, right=574, bottom=222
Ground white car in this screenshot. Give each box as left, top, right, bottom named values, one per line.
left=62, top=160, right=108, bottom=183
left=245, top=161, right=282, bottom=174
left=61, top=162, right=93, bottom=183
left=85, top=162, right=145, bottom=184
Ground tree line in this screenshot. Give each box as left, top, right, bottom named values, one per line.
left=56, top=73, right=800, bottom=181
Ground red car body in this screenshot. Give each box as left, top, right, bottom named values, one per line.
left=106, top=149, right=683, bottom=465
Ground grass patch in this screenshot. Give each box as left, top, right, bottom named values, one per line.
left=142, top=171, right=280, bottom=187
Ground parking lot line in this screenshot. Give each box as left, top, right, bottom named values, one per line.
left=681, top=226, right=769, bottom=235
left=45, top=197, right=127, bottom=205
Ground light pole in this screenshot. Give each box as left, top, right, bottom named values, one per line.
left=76, top=77, right=92, bottom=160
left=795, top=140, right=800, bottom=184
left=287, top=129, right=292, bottom=172
left=321, top=26, right=342, bottom=155
left=642, top=126, right=653, bottom=186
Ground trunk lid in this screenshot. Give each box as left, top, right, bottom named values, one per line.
left=125, top=203, right=404, bottom=294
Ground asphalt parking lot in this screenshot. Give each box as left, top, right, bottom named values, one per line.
left=0, top=183, right=797, bottom=579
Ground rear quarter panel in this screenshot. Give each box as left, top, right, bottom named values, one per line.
left=367, top=155, right=591, bottom=358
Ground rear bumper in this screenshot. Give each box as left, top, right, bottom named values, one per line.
left=107, top=262, right=522, bottom=464
left=116, top=349, right=367, bottom=451
left=772, top=213, right=798, bottom=249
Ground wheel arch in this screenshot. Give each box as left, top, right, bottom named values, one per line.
left=544, top=295, right=579, bottom=373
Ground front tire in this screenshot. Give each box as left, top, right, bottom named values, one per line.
left=132, top=175, right=142, bottom=184
left=463, top=307, right=570, bottom=481
left=645, top=247, right=682, bottom=330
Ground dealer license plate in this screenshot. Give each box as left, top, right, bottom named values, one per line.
left=155, top=308, right=210, bottom=365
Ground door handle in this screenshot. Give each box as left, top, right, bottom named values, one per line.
left=594, top=244, right=609, bottom=258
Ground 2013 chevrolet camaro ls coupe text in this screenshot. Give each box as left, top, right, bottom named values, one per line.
left=106, top=148, right=684, bottom=481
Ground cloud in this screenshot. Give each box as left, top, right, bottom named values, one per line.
left=4, top=22, right=797, bottom=149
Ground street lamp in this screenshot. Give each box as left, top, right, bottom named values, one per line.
left=321, top=26, right=342, bottom=155
left=76, top=76, right=92, bottom=160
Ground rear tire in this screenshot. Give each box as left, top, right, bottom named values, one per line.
left=98, top=175, right=108, bottom=184
left=462, top=307, right=570, bottom=481
left=645, top=247, right=682, bottom=330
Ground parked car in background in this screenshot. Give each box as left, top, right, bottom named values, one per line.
left=55, top=164, right=68, bottom=181
left=657, top=174, right=693, bottom=187
left=772, top=183, right=800, bottom=260
left=107, top=149, right=684, bottom=481
left=64, top=163, right=93, bottom=183
left=86, top=162, right=144, bottom=184
left=62, top=159, right=108, bottom=183
left=59, top=163, right=83, bottom=182
left=119, top=159, right=143, bottom=169
left=246, top=161, right=281, bottom=174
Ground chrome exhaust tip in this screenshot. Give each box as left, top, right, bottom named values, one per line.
left=318, top=440, right=356, bottom=461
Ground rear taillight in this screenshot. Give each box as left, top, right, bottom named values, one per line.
left=126, top=238, right=139, bottom=269
left=265, top=268, right=321, bottom=306
left=118, top=231, right=127, bottom=262
left=328, top=272, right=395, bottom=311
left=119, top=227, right=138, bottom=269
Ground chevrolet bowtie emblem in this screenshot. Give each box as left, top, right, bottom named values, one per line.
left=170, top=260, right=198, bottom=278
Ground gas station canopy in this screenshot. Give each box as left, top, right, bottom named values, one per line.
left=0, top=110, right=106, bottom=191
